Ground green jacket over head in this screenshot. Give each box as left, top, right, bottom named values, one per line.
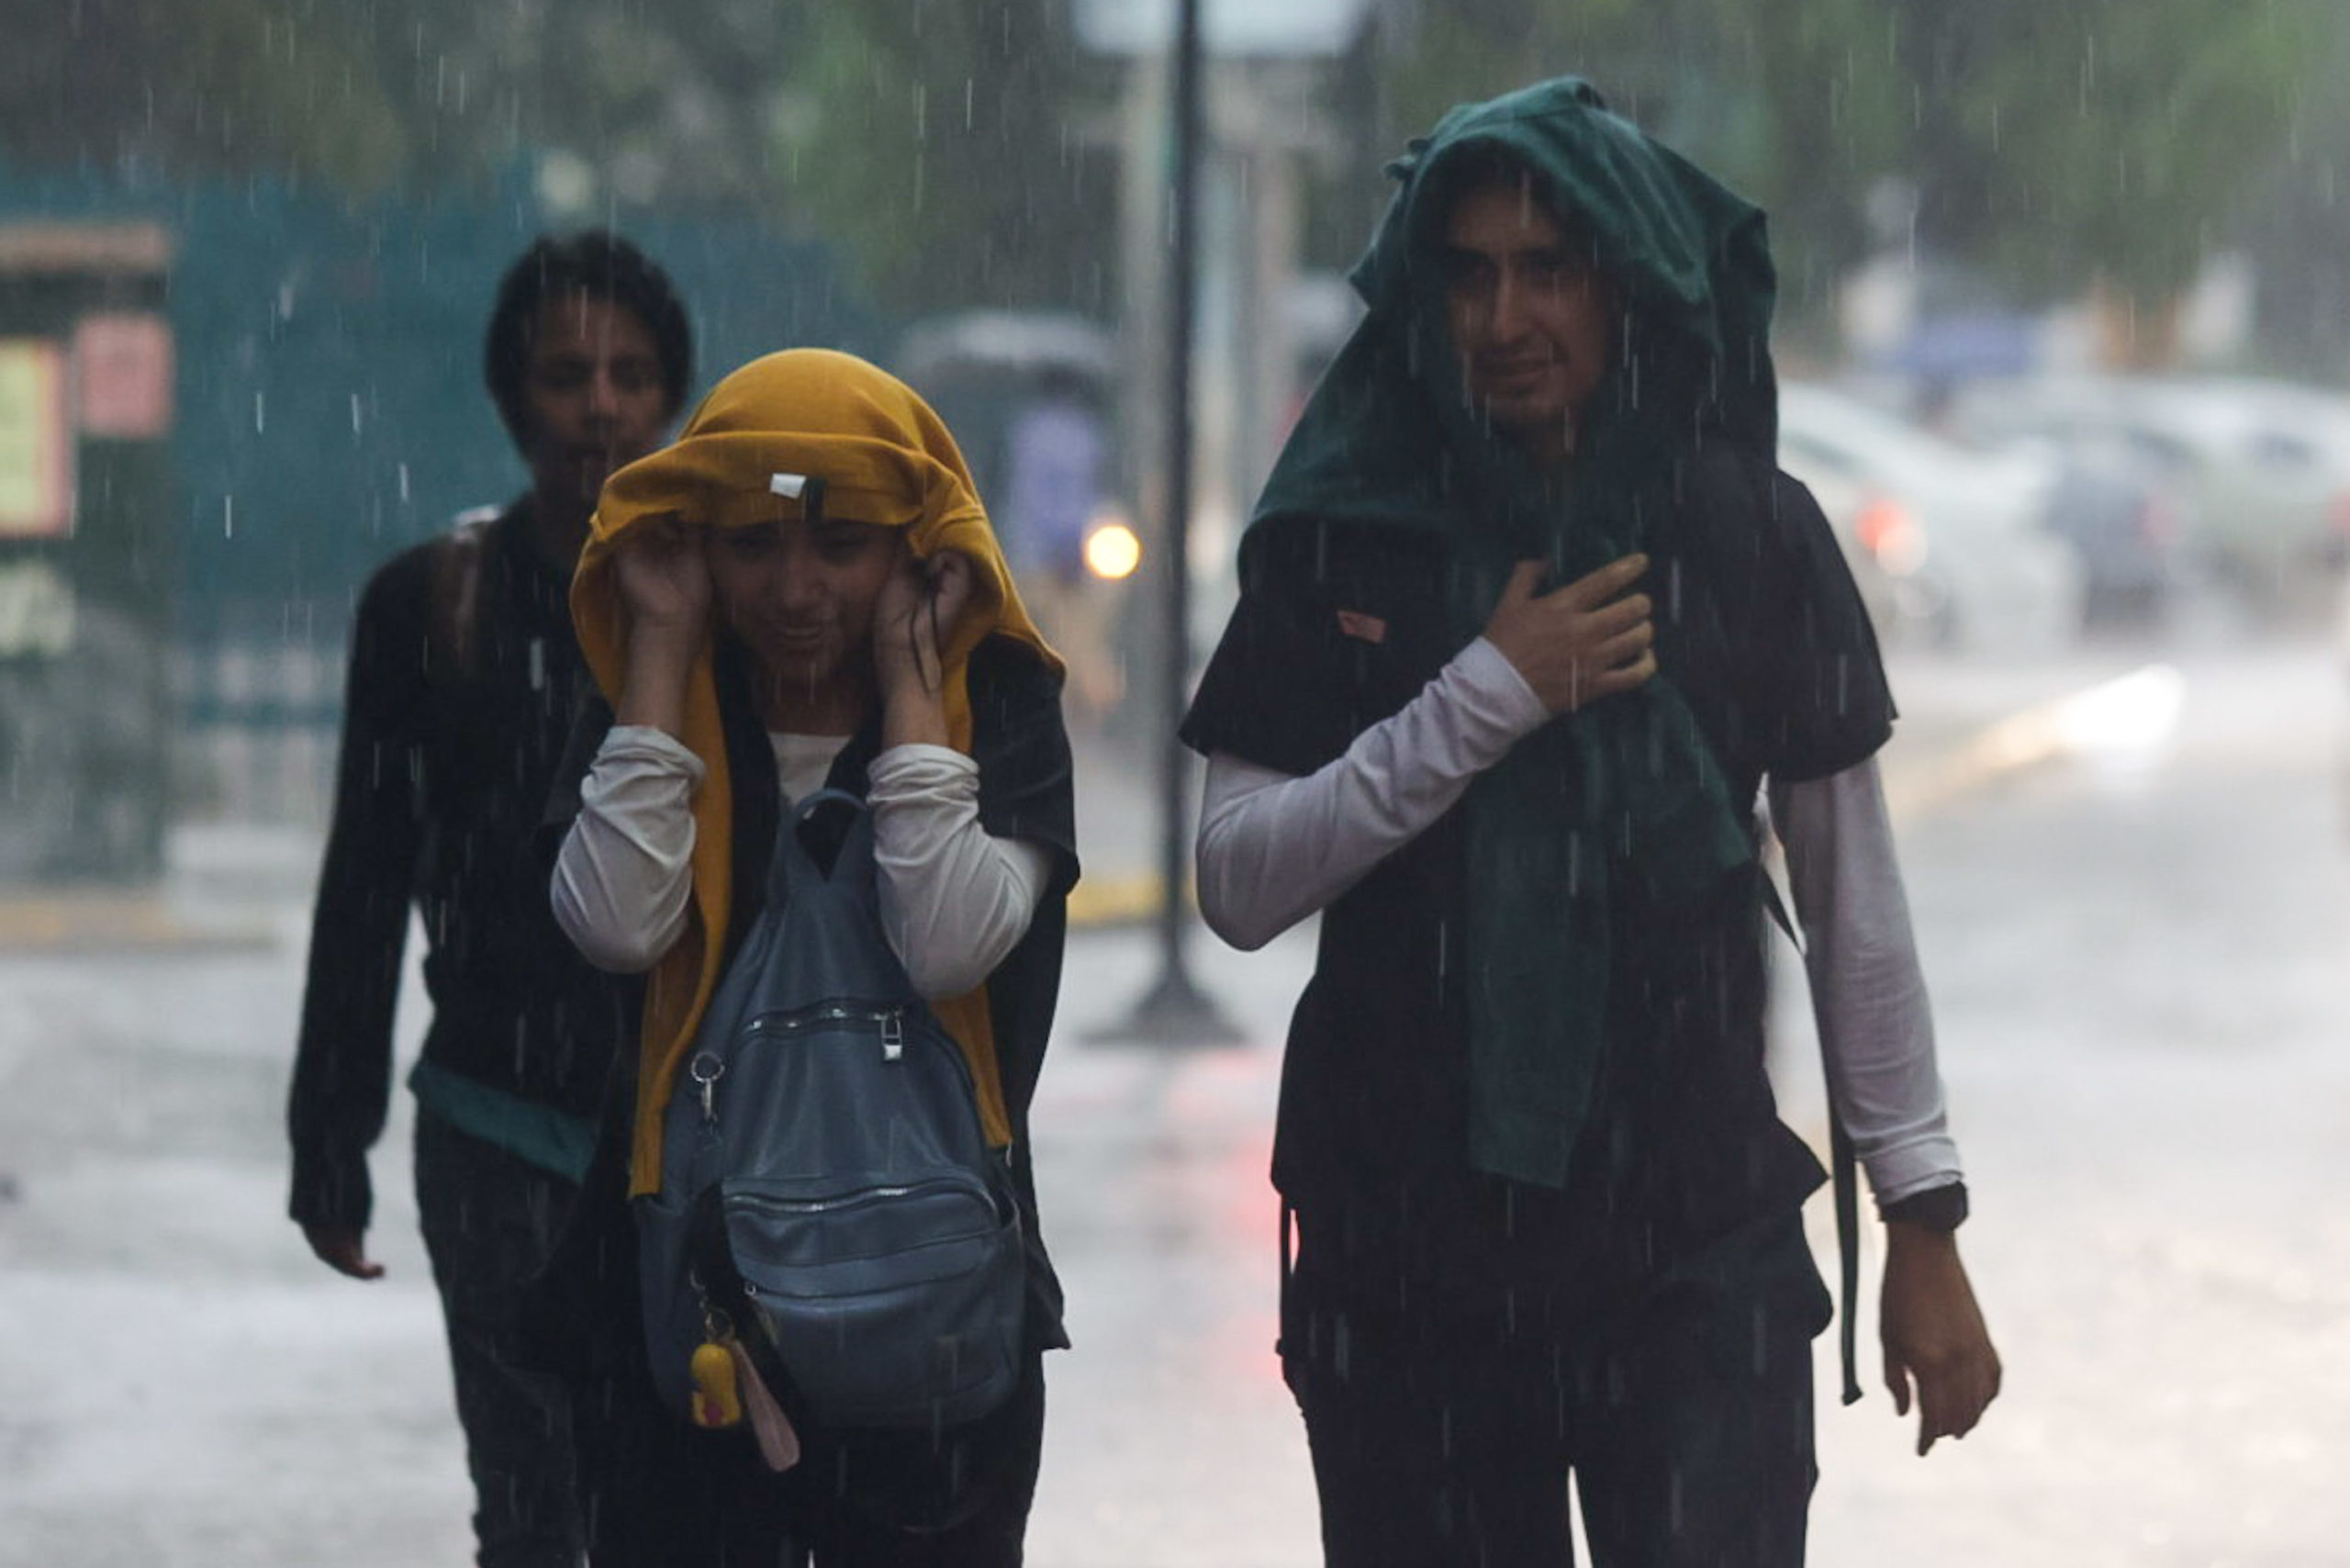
left=1246, top=76, right=1782, bottom=1187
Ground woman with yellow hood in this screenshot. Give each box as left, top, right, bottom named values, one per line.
left=546, top=348, right=1076, bottom=1565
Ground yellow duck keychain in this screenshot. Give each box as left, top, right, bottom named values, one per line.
left=687, top=1306, right=802, bottom=1472
left=689, top=1310, right=744, bottom=1428
left=689, top=1338, right=743, bottom=1428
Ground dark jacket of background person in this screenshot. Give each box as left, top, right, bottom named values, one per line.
left=284, top=228, right=693, bottom=1568
left=287, top=500, right=636, bottom=1225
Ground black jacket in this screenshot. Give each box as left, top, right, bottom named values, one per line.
left=286, top=501, right=636, bottom=1231
left=1183, top=445, right=1893, bottom=1317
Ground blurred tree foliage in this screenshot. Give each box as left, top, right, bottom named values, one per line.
left=4, top=0, right=1113, bottom=318
left=2235, top=17, right=2350, bottom=375
left=3, top=0, right=409, bottom=191
left=1894, top=0, right=2330, bottom=303
left=5, top=0, right=2333, bottom=329
left=760, top=1, right=1117, bottom=316
left=1368, top=0, right=1908, bottom=316
left=3, top=0, right=790, bottom=199
left=1366, top=0, right=2331, bottom=319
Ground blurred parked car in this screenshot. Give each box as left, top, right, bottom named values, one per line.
left=2008, top=432, right=2183, bottom=631
left=1769, top=447, right=1904, bottom=644
left=1776, top=382, right=2081, bottom=653
left=1953, top=375, right=2350, bottom=622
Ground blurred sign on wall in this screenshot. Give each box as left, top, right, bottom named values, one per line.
left=73, top=312, right=173, bottom=440
left=0, top=339, right=73, bottom=537
left=0, top=222, right=173, bottom=882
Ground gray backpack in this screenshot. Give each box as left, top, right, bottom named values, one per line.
left=635, top=789, right=1026, bottom=1434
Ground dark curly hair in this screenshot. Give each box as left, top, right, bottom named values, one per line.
left=483, top=231, right=693, bottom=448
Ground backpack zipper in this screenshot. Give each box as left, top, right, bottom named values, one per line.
left=743, top=1002, right=906, bottom=1051
left=731, top=1176, right=1002, bottom=1297
left=695, top=1005, right=912, bottom=1124
left=729, top=1175, right=996, bottom=1230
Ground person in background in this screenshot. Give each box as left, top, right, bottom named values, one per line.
left=1000, top=370, right=1122, bottom=722
left=1182, top=79, right=1999, bottom=1566
left=286, top=230, right=691, bottom=1568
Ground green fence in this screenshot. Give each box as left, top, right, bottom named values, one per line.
left=0, top=161, right=887, bottom=849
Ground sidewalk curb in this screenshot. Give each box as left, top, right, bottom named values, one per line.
left=1066, top=871, right=1181, bottom=931
left=1881, top=662, right=2181, bottom=828
left=0, top=892, right=278, bottom=955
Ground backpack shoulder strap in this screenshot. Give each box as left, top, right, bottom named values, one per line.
left=1740, top=447, right=1869, bottom=1408
left=426, top=507, right=498, bottom=680
left=1764, top=844, right=1865, bottom=1408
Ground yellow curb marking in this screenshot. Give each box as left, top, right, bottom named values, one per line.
left=1067, top=872, right=1192, bottom=930
left=0, top=894, right=274, bottom=953
left=1884, top=663, right=2182, bottom=828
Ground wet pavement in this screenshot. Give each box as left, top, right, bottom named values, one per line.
left=5, top=634, right=2347, bottom=1565
left=1797, top=638, right=2350, bottom=1568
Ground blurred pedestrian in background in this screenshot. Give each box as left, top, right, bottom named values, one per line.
left=1001, top=368, right=1123, bottom=722
left=285, top=231, right=692, bottom=1568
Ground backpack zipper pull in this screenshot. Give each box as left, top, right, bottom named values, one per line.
left=690, top=1052, right=725, bottom=1124
left=728, top=1338, right=803, bottom=1473
left=880, top=1010, right=904, bottom=1062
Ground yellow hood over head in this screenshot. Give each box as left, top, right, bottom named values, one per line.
left=572, top=348, right=1058, bottom=1194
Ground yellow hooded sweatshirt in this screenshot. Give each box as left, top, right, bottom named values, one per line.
left=571, top=348, right=1060, bottom=1196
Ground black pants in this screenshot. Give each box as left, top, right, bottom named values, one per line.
left=572, top=1351, right=1046, bottom=1567
left=414, top=1114, right=588, bottom=1568
left=1281, top=1210, right=1826, bottom=1568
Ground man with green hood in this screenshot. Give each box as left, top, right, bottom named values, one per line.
left=1181, top=79, right=1999, bottom=1564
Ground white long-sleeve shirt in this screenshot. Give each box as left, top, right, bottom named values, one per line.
left=552, top=724, right=1052, bottom=1001
left=1195, top=635, right=1961, bottom=1205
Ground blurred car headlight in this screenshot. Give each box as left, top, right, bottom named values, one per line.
left=1857, top=495, right=1929, bottom=577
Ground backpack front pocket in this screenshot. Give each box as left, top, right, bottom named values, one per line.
left=724, top=1170, right=1025, bottom=1428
